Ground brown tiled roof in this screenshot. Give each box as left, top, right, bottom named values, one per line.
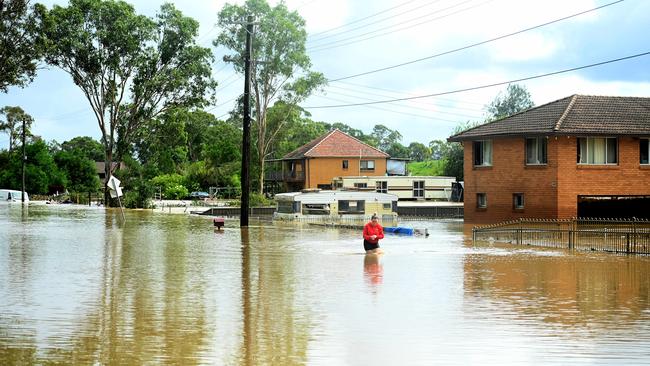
left=282, top=129, right=389, bottom=159
left=448, top=95, right=650, bottom=141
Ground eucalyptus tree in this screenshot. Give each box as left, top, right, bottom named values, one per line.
left=0, top=106, right=33, bottom=151
left=215, top=0, right=325, bottom=193
left=486, top=83, right=534, bottom=120
left=41, top=0, right=216, bottom=204
left=0, top=0, right=43, bottom=91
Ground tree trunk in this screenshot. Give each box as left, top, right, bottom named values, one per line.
left=103, top=149, right=112, bottom=207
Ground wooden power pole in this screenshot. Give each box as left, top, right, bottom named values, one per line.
left=21, top=117, right=26, bottom=203
left=240, top=15, right=254, bottom=227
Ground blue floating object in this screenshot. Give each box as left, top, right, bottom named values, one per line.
left=384, top=227, right=414, bottom=235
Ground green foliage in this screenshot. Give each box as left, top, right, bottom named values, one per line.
left=0, top=106, right=33, bottom=151
left=486, top=83, right=534, bottom=121
left=429, top=139, right=449, bottom=160
left=150, top=173, right=188, bottom=199
left=0, top=0, right=43, bottom=91
left=0, top=140, right=66, bottom=194
left=371, top=124, right=402, bottom=151
left=385, top=142, right=409, bottom=159
left=60, top=136, right=104, bottom=161
left=442, top=143, right=464, bottom=181
left=249, top=192, right=272, bottom=207
left=408, top=160, right=445, bottom=176
left=115, top=156, right=154, bottom=208
left=408, top=142, right=430, bottom=162
left=41, top=0, right=216, bottom=202
left=54, top=150, right=101, bottom=193
left=135, top=110, right=189, bottom=175
left=215, top=0, right=325, bottom=193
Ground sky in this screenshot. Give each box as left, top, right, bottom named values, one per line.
left=1, top=0, right=650, bottom=150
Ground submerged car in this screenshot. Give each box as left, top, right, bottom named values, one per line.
left=189, top=191, right=210, bottom=200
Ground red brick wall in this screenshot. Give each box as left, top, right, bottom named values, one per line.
left=464, top=138, right=558, bottom=224
left=464, top=136, right=650, bottom=224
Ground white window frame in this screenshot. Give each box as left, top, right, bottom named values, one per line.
left=360, top=160, right=375, bottom=171
left=477, top=193, right=487, bottom=208
left=641, top=138, right=649, bottom=165
left=413, top=180, right=425, bottom=198
left=525, top=137, right=547, bottom=165
left=376, top=181, right=388, bottom=194
left=577, top=137, right=618, bottom=165
left=473, top=140, right=493, bottom=167
left=513, top=193, right=524, bottom=210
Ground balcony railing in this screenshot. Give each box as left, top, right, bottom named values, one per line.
left=265, top=170, right=305, bottom=182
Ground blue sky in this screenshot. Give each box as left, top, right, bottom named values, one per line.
left=1, top=0, right=649, bottom=150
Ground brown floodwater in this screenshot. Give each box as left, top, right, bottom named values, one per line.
left=1, top=203, right=650, bottom=365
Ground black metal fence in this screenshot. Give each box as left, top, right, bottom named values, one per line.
left=473, top=218, right=650, bottom=254
left=198, top=207, right=276, bottom=217
left=396, top=205, right=463, bottom=219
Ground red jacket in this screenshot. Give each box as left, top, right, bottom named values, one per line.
left=363, top=222, right=384, bottom=244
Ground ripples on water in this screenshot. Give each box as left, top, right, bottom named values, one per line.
left=1, top=204, right=650, bottom=365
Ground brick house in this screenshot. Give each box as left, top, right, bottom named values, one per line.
left=267, top=129, right=389, bottom=191
left=448, top=95, right=650, bottom=224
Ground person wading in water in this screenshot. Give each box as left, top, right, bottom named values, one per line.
left=363, top=213, right=384, bottom=254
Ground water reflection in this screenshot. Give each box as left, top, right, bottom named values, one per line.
left=2, top=206, right=650, bottom=365
left=363, top=254, right=383, bottom=287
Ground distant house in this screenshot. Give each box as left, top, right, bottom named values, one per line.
left=266, top=129, right=390, bottom=191
left=448, top=95, right=650, bottom=224
left=95, top=162, right=125, bottom=182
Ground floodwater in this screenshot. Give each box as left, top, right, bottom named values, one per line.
left=1, top=204, right=650, bottom=365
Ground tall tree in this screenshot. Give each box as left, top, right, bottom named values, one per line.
left=60, top=136, right=104, bottom=161
left=429, top=139, right=449, bottom=160
left=486, top=83, right=534, bottom=120
left=0, top=0, right=43, bottom=91
left=0, top=106, right=33, bottom=151
left=215, top=0, right=325, bottom=193
left=408, top=142, right=430, bottom=162
left=370, top=124, right=402, bottom=151
left=41, top=0, right=216, bottom=204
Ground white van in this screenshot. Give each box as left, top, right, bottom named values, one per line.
left=0, top=189, right=29, bottom=202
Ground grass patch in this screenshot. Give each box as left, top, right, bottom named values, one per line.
left=408, top=160, right=445, bottom=176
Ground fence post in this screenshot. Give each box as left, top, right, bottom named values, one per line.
left=568, top=218, right=574, bottom=249
left=517, top=218, right=522, bottom=245
left=632, top=217, right=637, bottom=254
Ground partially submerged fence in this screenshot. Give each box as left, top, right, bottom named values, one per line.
left=473, top=218, right=650, bottom=254
left=396, top=205, right=463, bottom=219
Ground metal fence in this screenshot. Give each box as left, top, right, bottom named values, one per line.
left=396, top=205, right=463, bottom=219
left=472, top=218, right=650, bottom=254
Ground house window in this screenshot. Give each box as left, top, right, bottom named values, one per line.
left=342, top=160, right=349, bottom=169
left=360, top=160, right=375, bottom=171
left=339, top=200, right=365, bottom=214
left=577, top=137, right=617, bottom=164
left=473, top=140, right=492, bottom=166
left=477, top=193, right=487, bottom=208
left=413, top=180, right=425, bottom=198
left=376, top=181, right=387, bottom=194
left=354, top=182, right=367, bottom=188
left=513, top=193, right=524, bottom=210
left=641, top=139, right=649, bottom=165
left=526, top=137, right=547, bottom=164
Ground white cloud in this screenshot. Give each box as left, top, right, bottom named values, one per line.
left=488, top=32, right=559, bottom=62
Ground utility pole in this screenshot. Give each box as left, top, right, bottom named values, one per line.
left=240, top=15, right=254, bottom=227
left=21, top=117, right=26, bottom=203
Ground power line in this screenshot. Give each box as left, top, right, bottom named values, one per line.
left=309, top=0, right=490, bottom=52
left=311, top=94, right=462, bottom=123
left=308, top=0, right=437, bottom=43
left=325, top=84, right=486, bottom=112
left=327, top=0, right=623, bottom=82
left=308, top=0, right=422, bottom=39
left=335, top=80, right=486, bottom=106
left=305, top=50, right=650, bottom=109
left=321, top=88, right=483, bottom=119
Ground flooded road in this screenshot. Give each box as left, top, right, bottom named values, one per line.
left=1, top=204, right=650, bottom=365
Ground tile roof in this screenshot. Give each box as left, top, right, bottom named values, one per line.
left=448, top=95, right=650, bottom=141
left=282, top=129, right=389, bottom=159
